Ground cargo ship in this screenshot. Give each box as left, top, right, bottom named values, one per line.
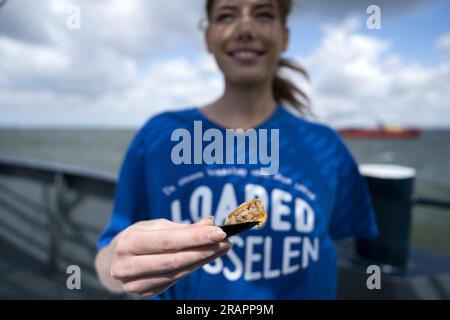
left=338, top=126, right=421, bottom=139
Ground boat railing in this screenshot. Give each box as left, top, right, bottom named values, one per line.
left=0, top=155, right=120, bottom=299
left=0, top=155, right=449, bottom=299
left=413, top=196, right=450, bottom=209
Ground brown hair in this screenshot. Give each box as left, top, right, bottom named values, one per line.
left=205, top=0, right=311, bottom=116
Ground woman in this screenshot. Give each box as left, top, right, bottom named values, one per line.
left=95, top=0, right=377, bottom=299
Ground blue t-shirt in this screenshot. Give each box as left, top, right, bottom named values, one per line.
left=97, top=105, right=378, bottom=300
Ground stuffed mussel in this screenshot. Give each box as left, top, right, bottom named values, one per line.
left=219, top=199, right=267, bottom=237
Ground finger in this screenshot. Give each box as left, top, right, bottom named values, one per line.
left=113, top=241, right=231, bottom=279
left=135, top=217, right=214, bottom=231
left=141, top=281, right=176, bottom=298
left=134, top=219, right=187, bottom=231
left=126, top=225, right=227, bottom=255
left=123, top=278, right=177, bottom=298
left=121, top=245, right=230, bottom=296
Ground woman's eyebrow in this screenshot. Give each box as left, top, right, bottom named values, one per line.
left=253, top=3, right=275, bottom=11
left=216, top=5, right=238, bottom=12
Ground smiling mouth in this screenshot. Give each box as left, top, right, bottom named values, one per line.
left=227, top=49, right=266, bottom=63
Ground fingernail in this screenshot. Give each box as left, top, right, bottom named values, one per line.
left=196, top=217, right=213, bottom=225
left=204, top=216, right=214, bottom=224
left=208, top=229, right=227, bottom=242
left=223, top=242, right=232, bottom=250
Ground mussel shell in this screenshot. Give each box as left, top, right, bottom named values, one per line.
left=219, top=222, right=259, bottom=238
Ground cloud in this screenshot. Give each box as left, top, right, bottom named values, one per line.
left=299, top=18, right=450, bottom=128
left=0, top=0, right=448, bottom=128
left=0, top=35, right=139, bottom=97
left=293, top=0, right=430, bottom=19
left=0, top=0, right=212, bottom=127
left=0, top=44, right=222, bottom=127
left=436, top=32, right=450, bottom=51
left=0, top=0, right=55, bottom=44
left=0, top=0, right=433, bottom=50
left=0, top=0, right=205, bottom=58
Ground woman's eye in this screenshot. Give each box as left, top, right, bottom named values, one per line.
left=216, top=13, right=235, bottom=23
left=256, top=12, right=275, bottom=21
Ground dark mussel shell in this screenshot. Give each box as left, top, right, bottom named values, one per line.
left=219, top=222, right=259, bottom=238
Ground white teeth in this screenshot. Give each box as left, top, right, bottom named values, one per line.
left=234, top=51, right=258, bottom=59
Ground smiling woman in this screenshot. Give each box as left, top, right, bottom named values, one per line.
left=95, top=0, right=378, bottom=300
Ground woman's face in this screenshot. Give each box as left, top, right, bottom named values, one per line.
left=206, top=0, right=289, bottom=87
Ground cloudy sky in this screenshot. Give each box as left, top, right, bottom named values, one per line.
left=0, top=0, right=449, bottom=128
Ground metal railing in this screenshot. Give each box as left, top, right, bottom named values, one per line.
left=1, top=155, right=449, bottom=299
left=0, top=156, right=119, bottom=299
left=413, top=196, right=450, bottom=210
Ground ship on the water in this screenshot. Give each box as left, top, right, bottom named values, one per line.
left=338, top=126, right=421, bottom=139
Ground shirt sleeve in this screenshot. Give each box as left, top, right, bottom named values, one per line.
left=96, top=130, right=148, bottom=250
left=328, top=136, right=379, bottom=241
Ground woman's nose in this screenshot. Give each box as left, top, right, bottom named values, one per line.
left=235, top=14, right=256, bottom=40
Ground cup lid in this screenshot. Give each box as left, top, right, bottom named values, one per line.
left=359, top=164, right=417, bottom=179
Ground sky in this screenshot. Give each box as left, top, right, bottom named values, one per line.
left=0, top=0, right=449, bottom=128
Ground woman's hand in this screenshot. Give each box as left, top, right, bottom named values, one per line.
left=108, top=217, right=230, bottom=298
